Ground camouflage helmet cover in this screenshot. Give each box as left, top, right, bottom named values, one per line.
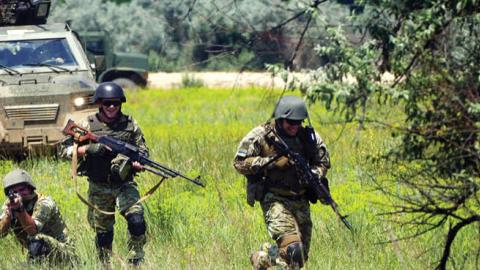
left=93, top=82, right=126, bottom=103
left=273, top=96, right=308, bottom=120
left=3, top=169, right=36, bottom=195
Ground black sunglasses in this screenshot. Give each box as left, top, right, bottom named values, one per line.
left=102, top=100, right=122, bottom=107
left=285, top=119, right=303, bottom=126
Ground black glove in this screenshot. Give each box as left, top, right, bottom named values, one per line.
left=86, top=143, right=107, bottom=156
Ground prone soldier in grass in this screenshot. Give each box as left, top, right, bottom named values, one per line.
left=58, top=82, right=148, bottom=266
left=234, top=96, right=331, bottom=270
left=0, top=169, right=76, bottom=264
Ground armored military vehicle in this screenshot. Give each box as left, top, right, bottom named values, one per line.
left=0, top=0, right=97, bottom=155
left=78, top=31, right=149, bottom=89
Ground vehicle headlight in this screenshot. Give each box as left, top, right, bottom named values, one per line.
left=73, top=97, right=86, bottom=107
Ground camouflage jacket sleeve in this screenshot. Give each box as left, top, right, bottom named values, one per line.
left=0, top=201, right=10, bottom=237
left=31, top=196, right=57, bottom=233
left=56, top=118, right=90, bottom=160
left=233, top=125, right=274, bottom=175
left=310, top=130, right=331, bottom=177
left=131, top=118, right=149, bottom=157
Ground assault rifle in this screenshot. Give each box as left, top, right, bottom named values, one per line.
left=62, top=119, right=205, bottom=188
left=265, top=129, right=353, bottom=232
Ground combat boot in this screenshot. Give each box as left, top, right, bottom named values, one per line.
left=128, top=258, right=143, bottom=269
left=98, top=246, right=112, bottom=270
left=127, top=234, right=145, bottom=268
left=250, top=242, right=280, bottom=270
left=250, top=250, right=271, bottom=270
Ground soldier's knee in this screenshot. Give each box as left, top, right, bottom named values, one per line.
left=28, top=239, right=51, bottom=259
left=286, top=242, right=305, bottom=267
left=278, top=234, right=306, bottom=268
left=126, top=213, right=146, bottom=236
left=96, top=231, right=114, bottom=248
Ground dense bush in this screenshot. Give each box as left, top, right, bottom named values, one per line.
left=49, top=0, right=350, bottom=71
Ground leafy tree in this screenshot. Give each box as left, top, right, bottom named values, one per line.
left=49, top=0, right=349, bottom=71
left=49, top=0, right=166, bottom=53
left=291, top=1, right=480, bottom=269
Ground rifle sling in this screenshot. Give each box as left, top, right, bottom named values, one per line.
left=71, top=142, right=165, bottom=216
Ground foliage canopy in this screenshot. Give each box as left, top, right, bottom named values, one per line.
left=49, top=0, right=350, bottom=71
left=297, top=1, right=480, bottom=269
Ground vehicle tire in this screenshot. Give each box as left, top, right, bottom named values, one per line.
left=112, top=78, right=139, bottom=90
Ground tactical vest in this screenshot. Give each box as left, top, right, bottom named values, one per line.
left=263, top=122, right=314, bottom=194
left=80, top=113, right=136, bottom=183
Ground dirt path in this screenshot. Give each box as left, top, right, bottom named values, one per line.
left=147, top=72, right=306, bottom=89
left=147, top=71, right=395, bottom=89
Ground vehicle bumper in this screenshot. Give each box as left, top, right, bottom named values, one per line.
left=0, top=108, right=97, bottom=153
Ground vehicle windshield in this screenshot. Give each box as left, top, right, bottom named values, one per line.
left=0, top=38, right=78, bottom=68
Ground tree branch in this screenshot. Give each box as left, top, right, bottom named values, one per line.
left=436, top=216, right=480, bottom=270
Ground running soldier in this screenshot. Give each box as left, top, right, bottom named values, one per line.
left=234, top=96, right=331, bottom=269
left=58, top=82, right=148, bottom=267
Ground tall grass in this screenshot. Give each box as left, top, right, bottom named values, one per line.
left=0, top=87, right=477, bottom=269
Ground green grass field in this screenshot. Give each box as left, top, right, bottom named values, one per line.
left=0, top=87, right=477, bottom=269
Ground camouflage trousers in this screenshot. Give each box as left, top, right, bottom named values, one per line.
left=257, top=192, right=312, bottom=267
left=87, top=180, right=146, bottom=261
left=27, top=233, right=77, bottom=264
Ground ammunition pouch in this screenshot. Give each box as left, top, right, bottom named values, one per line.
left=246, top=174, right=265, bottom=207
left=111, top=154, right=132, bottom=181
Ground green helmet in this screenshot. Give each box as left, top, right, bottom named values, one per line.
left=3, top=169, right=36, bottom=195
left=273, top=96, right=308, bottom=120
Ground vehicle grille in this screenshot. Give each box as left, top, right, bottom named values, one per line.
left=4, top=104, right=59, bottom=121
left=87, top=95, right=95, bottom=104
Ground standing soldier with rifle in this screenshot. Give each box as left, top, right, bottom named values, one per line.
left=234, top=96, right=334, bottom=270
left=58, top=82, right=148, bottom=267
left=0, top=169, right=76, bottom=264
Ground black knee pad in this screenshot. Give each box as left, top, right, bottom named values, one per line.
left=96, top=231, right=114, bottom=248
left=286, top=242, right=305, bottom=268
left=126, top=213, right=146, bottom=236
left=28, top=239, right=51, bottom=259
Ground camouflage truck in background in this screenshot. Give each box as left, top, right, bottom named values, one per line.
left=0, top=20, right=97, bottom=155
left=77, top=31, right=149, bottom=89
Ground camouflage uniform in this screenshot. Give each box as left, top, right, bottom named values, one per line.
left=234, top=121, right=330, bottom=269
left=0, top=193, right=76, bottom=263
left=59, top=112, right=148, bottom=263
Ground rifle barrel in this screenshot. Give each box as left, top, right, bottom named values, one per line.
left=145, top=158, right=205, bottom=187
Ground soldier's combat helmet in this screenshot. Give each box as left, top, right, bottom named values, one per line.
left=93, top=82, right=126, bottom=103
left=273, top=96, right=308, bottom=120
left=3, top=169, right=36, bottom=195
